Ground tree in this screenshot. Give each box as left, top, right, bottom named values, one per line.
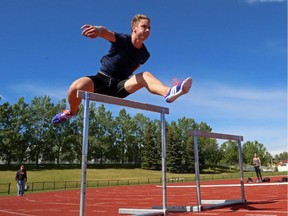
left=263, top=151, right=273, bottom=167
left=114, top=109, right=134, bottom=164
left=221, top=140, right=239, bottom=169
left=202, top=139, right=222, bottom=171
left=194, top=122, right=213, bottom=169
left=141, top=120, right=161, bottom=170
left=166, top=121, right=183, bottom=173
left=131, top=113, right=150, bottom=164
left=0, top=98, right=30, bottom=164
left=0, top=101, right=17, bottom=164
left=88, top=104, right=116, bottom=164
left=28, top=96, right=61, bottom=164
left=274, top=151, right=288, bottom=162
left=178, top=117, right=195, bottom=172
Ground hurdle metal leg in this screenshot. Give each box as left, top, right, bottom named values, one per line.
left=193, top=130, right=202, bottom=212
left=80, top=92, right=90, bottom=216
left=161, top=109, right=167, bottom=213
left=237, top=139, right=246, bottom=201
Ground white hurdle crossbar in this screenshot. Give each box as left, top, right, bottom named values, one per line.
left=190, top=130, right=246, bottom=212
left=77, top=91, right=169, bottom=216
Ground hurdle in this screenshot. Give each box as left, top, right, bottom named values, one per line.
left=192, top=130, right=246, bottom=211
left=77, top=90, right=169, bottom=216
left=154, top=130, right=246, bottom=212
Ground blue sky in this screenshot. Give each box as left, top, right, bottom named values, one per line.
left=1, top=0, right=287, bottom=156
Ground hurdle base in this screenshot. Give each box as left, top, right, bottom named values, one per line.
left=153, top=205, right=202, bottom=212
left=152, top=199, right=246, bottom=213
left=119, top=208, right=165, bottom=216
left=202, top=199, right=246, bottom=210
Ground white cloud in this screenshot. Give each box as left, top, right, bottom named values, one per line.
left=127, top=81, right=287, bottom=125
left=160, top=81, right=287, bottom=156
left=191, top=82, right=287, bottom=155
left=7, top=82, right=67, bottom=103
left=218, top=124, right=287, bottom=154
left=0, top=94, right=6, bottom=101
left=188, top=82, right=287, bottom=121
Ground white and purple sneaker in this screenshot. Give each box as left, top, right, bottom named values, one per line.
left=52, top=109, right=72, bottom=124
left=165, top=77, right=192, bottom=103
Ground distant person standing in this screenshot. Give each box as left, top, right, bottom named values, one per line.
left=15, top=165, right=27, bottom=196
left=253, top=153, right=262, bottom=183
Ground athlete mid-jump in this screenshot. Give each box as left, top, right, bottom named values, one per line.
left=52, top=14, right=192, bottom=124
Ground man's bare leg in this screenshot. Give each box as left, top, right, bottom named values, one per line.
left=124, top=71, right=170, bottom=96
left=51, top=77, right=94, bottom=124
left=124, top=71, right=192, bottom=103
left=68, top=77, right=94, bottom=115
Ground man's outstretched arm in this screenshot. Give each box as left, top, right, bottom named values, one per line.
left=81, top=24, right=116, bottom=42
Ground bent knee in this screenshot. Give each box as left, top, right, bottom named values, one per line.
left=69, top=77, right=94, bottom=93
left=142, top=71, right=153, bottom=78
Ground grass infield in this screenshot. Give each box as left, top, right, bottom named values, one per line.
left=1, top=165, right=286, bottom=196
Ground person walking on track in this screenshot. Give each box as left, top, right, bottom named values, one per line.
left=15, top=165, right=27, bottom=196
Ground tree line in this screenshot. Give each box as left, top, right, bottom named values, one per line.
left=0, top=96, right=287, bottom=172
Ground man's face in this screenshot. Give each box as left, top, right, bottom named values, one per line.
left=133, top=19, right=150, bottom=41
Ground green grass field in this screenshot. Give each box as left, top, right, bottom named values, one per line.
left=1, top=168, right=186, bottom=183
left=0, top=164, right=243, bottom=183
left=1, top=168, right=198, bottom=195
left=1, top=166, right=285, bottom=183
left=1, top=165, right=286, bottom=196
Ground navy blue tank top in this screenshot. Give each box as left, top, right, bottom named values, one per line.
left=100, top=33, right=150, bottom=80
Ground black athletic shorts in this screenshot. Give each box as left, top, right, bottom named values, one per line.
left=87, top=72, right=130, bottom=98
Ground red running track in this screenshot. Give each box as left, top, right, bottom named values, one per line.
left=0, top=177, right=287, bottom=216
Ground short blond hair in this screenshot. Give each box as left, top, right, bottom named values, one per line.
left=131, top=14, right=150, bottom=29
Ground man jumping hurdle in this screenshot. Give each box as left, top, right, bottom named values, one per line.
left=52, top=14, right=192, bottom=124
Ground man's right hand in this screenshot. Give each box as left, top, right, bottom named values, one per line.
left=81, top=25, right=102, bottom=39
